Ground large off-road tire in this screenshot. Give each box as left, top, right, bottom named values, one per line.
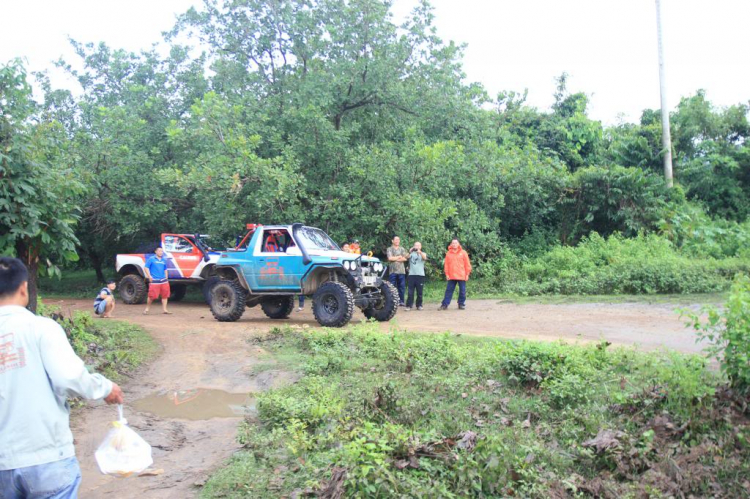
left=261, top=296, right=295, bottom=319
left=210, top=280, right=247, bottom=322
left=202, top=276, right=220, bottom=304
left=312, top=281, right=355, bottom=328
left=362, top=281, right=399, bottom=322
left=119, top=274, right=147, bottom=305
left=170, top=284, right=187, bottom=302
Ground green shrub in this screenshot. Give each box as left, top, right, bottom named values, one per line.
left=492, top=232, right=748, bottom=296
left=684, top=274, right=750, bottom=394
left=257, top=375, right=344, bottom=429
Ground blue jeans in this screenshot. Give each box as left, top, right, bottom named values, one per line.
left=441, top=280, right=466, bottom=307
left=388, top=273, right=406, bottom=304
left=0, top=457, right=81, bottom=499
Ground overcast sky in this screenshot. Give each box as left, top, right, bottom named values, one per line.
left=1, top=0, right=748, bottom=125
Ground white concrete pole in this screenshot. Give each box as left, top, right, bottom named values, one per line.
left=655, top=0, right=674, bottom=187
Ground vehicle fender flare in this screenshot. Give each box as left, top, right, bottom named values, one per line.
left=118, top=263, right=145, bottom=278
left=300, top=264, right=350, bottom=295
left=215, top=264, right=250, bottom=291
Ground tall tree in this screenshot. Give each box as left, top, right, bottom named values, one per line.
left=0, top=60, right=84, bottom=311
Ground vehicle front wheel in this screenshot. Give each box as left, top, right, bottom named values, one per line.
left=362, top=281, right=399, bottom=322
left=119, top=274, right=147, bottom=304
left=261, top=296, right=295, bottom=319
left=312, top=281, right=355, bottom=328
left=210, top=280, right=247, bottom=322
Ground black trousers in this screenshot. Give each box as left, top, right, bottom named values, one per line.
left=406, top=275, right=425, bottom=308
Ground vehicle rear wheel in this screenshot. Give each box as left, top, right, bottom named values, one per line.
left=210, top=280, right=247, bottom=322
left=170, top=284, right=187, bottom=302
left=261, top=296, right=295, bottom=319
left=312, top=281, right=355, bottom=328
left=119, top=274, right=147, bottom=304
left=363, top=281, right=399, bottom=322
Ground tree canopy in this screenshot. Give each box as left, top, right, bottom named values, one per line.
left=2, top=0, right=749, bottom=289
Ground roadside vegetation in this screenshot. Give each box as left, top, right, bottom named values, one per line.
left=203, top=280, right=750, bottom=498
left=38, top=302, right=158, bottom=382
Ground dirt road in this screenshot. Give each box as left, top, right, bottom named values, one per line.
left=51, top=297, right=707, bottom=498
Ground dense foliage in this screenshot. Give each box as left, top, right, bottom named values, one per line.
left=201, top=323, right=749, bottom=497
left=2, top=0, right=749, bottom=297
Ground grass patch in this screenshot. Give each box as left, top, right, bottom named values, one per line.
left=203, top=323, right=749, bottom=498
left=39, top=270, right=114, bottom=299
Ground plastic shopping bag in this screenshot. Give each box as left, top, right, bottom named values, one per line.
left=95, top=405, right=153, bottom=477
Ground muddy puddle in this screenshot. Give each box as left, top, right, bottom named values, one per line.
left=133, top=389, right=255, bottom=420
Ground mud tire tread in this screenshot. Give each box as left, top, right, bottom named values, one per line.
left=261, top=296, right=295, bottom=319
left=119, top=274, right=148, bottom=305
left=210, top=280, right=247, bottom=322
left=363, top=281, right=399, bottom=322
left=312, top=281, right=355, bottom=328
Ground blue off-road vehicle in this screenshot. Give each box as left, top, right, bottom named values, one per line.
left=209, top=223, right=399, bottom=327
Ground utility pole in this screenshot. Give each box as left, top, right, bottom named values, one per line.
left=655, top=0, right=674, bottom=187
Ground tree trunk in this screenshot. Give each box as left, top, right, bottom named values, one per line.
left=91, top=252, right=106, bottom=283
left=27, top=258, right=39, bottom=314
left=16, top=240, right=39, bottom=313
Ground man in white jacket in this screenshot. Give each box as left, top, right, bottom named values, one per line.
left=0, top=257, right=124, bottom=498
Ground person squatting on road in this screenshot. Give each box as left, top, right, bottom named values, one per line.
left=405, top=242, right=427, bottom=311
left=386, top=236, right=408, bottom=306
left=93, top=280, right=117, bottom=318
left=0, top=257, right=124, bottom=499
left=439, top=238, right=472, bottom=310
left=143, top=247, right=171, bottom=315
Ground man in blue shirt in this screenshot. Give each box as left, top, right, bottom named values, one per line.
left=93, top=280, right=117, bottom=318
left=144, top=247, right=171, bottom=315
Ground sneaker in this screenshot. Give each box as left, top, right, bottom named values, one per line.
left=399, top=303, right=406, bottom=307
left=297, top=307, right=303, bottom=312
left=458, top=304, right=466, bottom=310
left=417, top=306, right=423, bottom=311
left=438, top=305, right=447, bottom=311
left=404, top=307, right=411, bottom=311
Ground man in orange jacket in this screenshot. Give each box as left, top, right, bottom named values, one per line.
left=439, top=238, right=472, bottom=310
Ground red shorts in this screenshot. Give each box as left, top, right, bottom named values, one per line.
left=148, top=282, right=171, bottom=300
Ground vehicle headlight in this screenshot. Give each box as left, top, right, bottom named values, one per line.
left=344, top=261, right=351, bottom=270
left=374, top=263, right=382, bottom=272
left=350, top=261, right=357, bottom=271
